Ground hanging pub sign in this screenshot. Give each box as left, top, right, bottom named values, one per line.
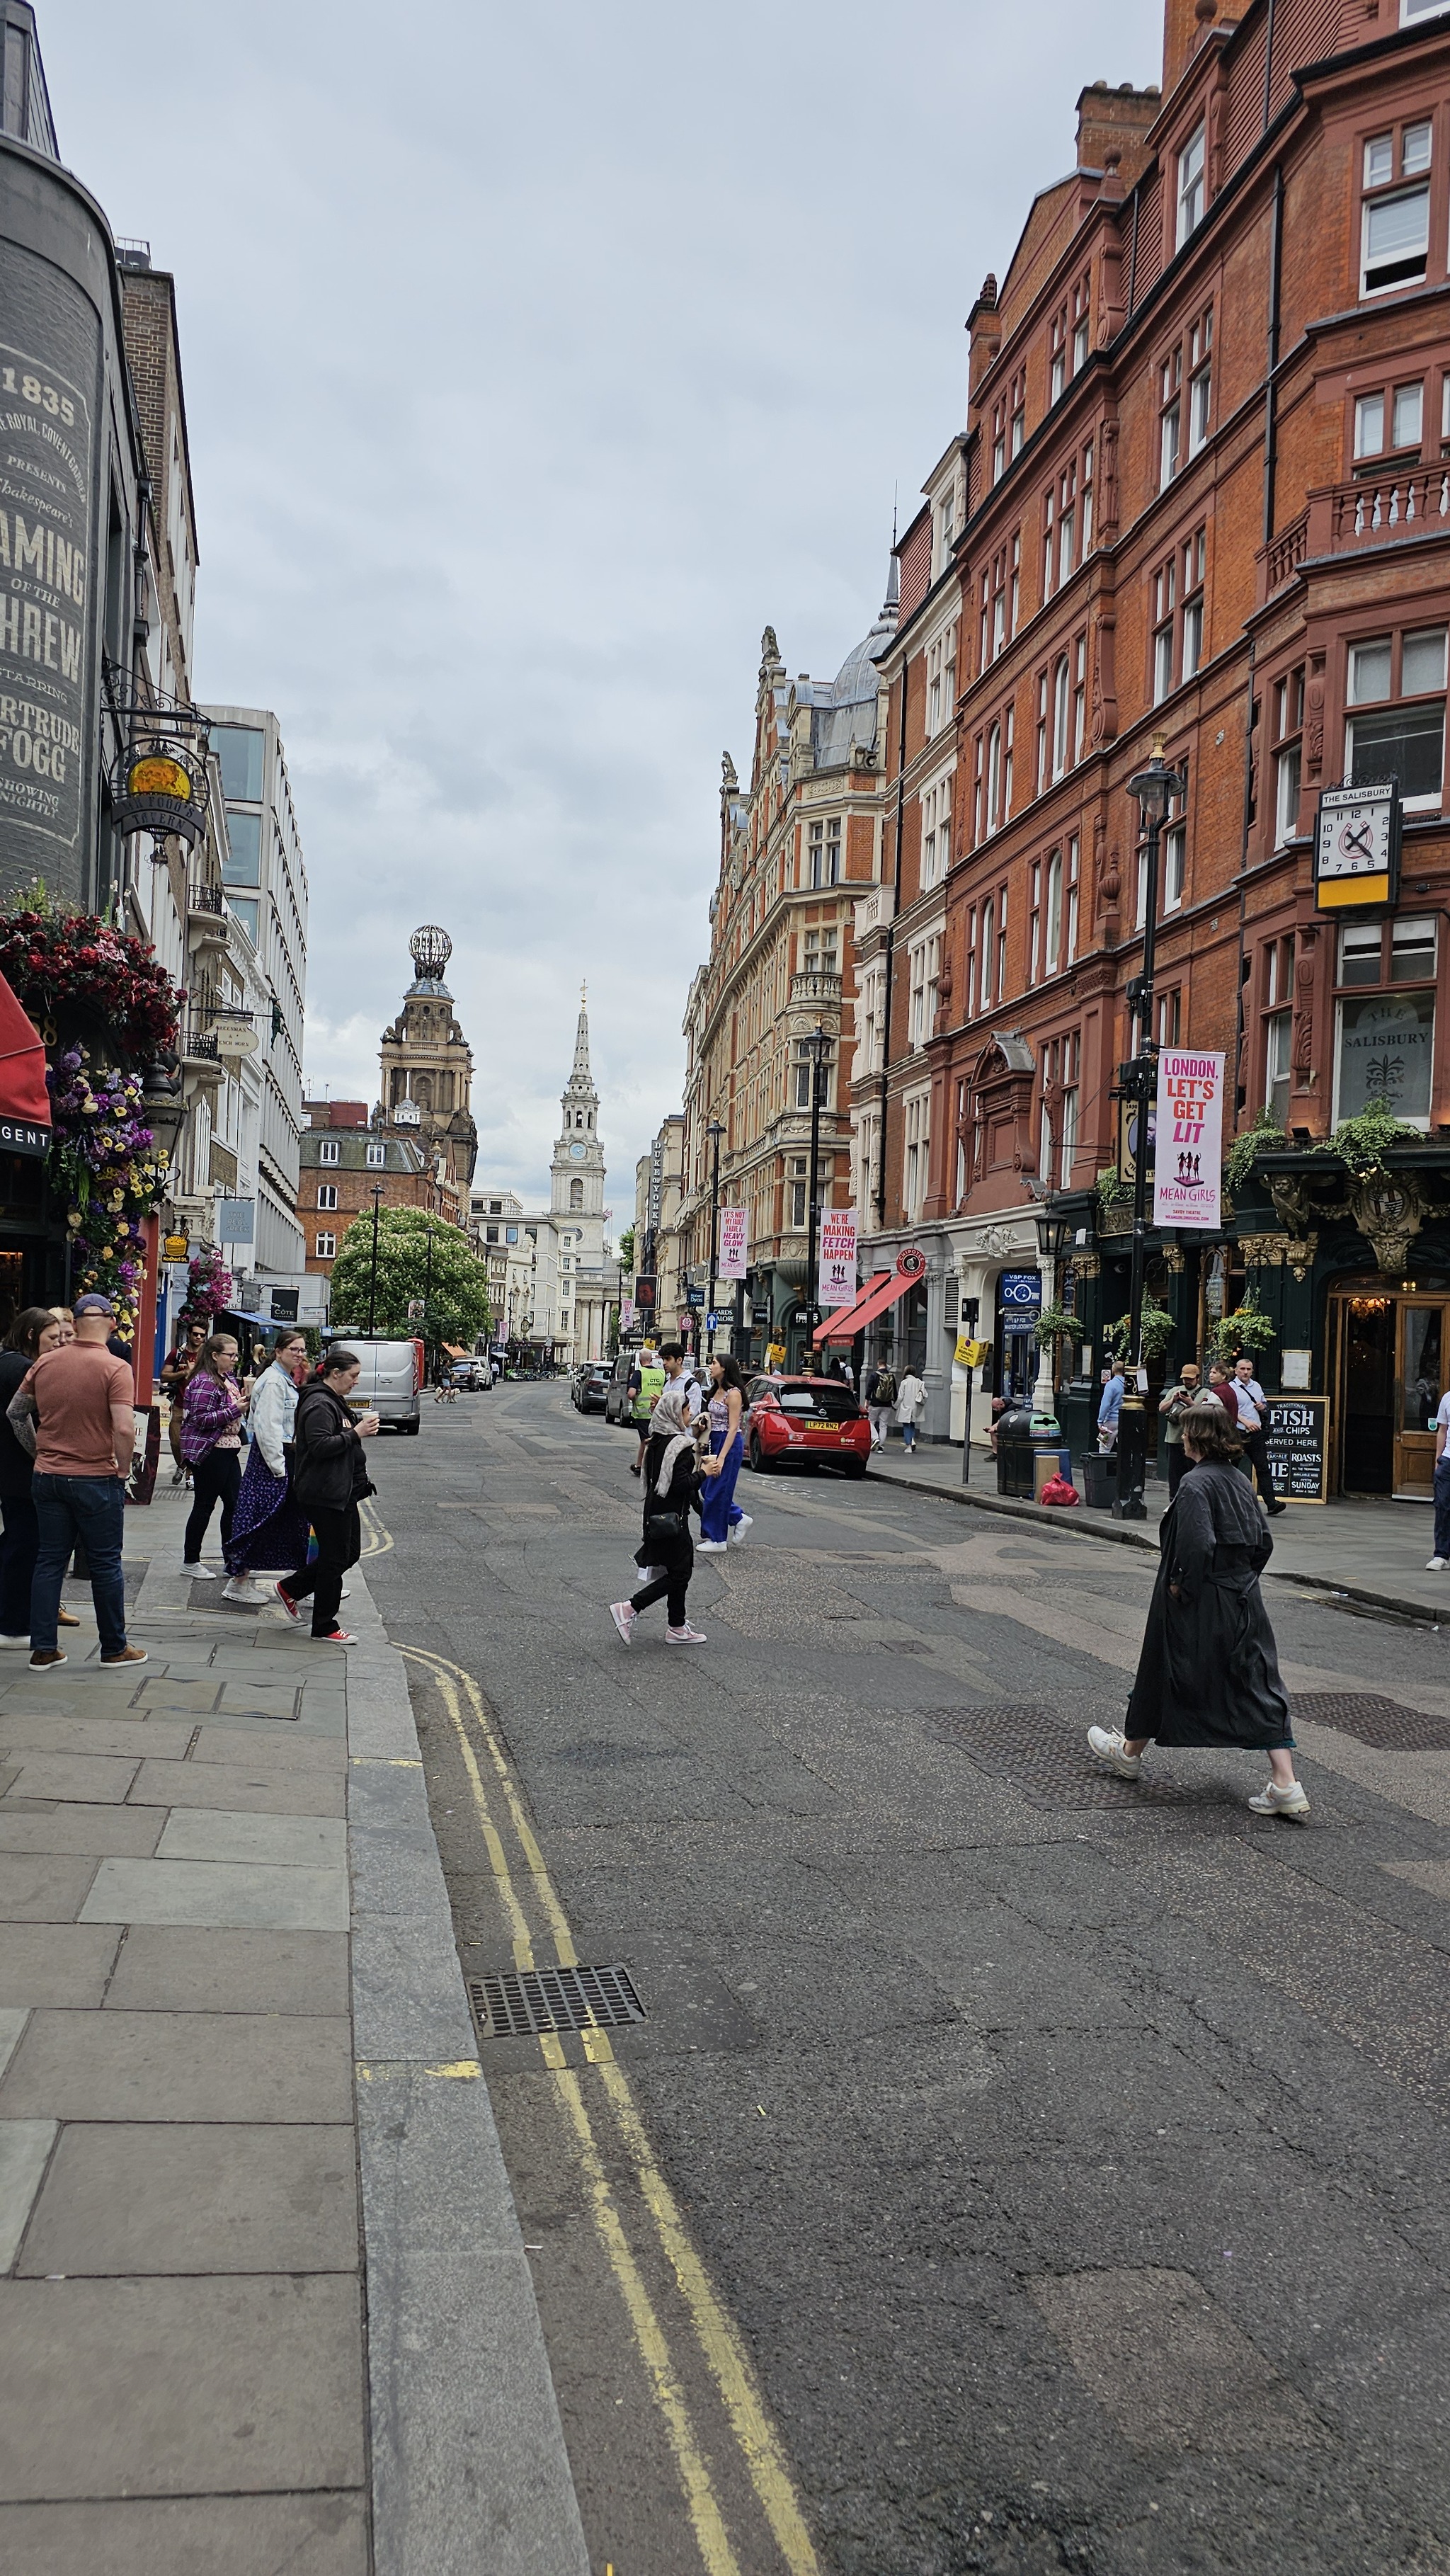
left=818, top=1207, right=858, bottom=1306
left=718, top=1208, right=748, bottom=1280
left=1153, top=1048, right=1224, bottom=1231
left=1314, top=781, right=1400, bottom=912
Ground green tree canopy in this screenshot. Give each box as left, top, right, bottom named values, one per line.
left=329, top=1207, right=491, bottom=1347
left=617, top=1224, right=635, bottom=1272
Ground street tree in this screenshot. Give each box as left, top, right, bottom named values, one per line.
left=329, top=1207, right=491, bottom=1347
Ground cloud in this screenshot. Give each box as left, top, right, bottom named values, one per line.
left=41, top=0, right=1161, bottom=1205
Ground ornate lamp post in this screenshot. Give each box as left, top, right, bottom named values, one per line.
left=1032, top=1207, right=1072, bottom=1423
left=803, top=1021, right=830, bottom=1333
left=1114, top=736, right=1187, bottom=1522
left=367, top=1182, right=385, bottom=1335
left=706, top=1118, right=725, bottom=1357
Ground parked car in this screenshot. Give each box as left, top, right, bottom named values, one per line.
left=744, top=1374, right=870, bottom=1478
left=572, top=1361, right=612, bottom=1413
left=327, top=1335, right=423, bottom=1434
left=448, top=1358, right=486, bottom=1391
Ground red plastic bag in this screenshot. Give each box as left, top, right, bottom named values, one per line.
left=1039, top=1472, right=1080, bottom=1507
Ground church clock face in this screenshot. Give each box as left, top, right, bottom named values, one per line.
left=569, top=1141, right=587, bottom=1161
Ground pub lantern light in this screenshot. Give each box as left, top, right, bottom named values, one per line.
left=1034, top=1209, right=1071, bottom=1262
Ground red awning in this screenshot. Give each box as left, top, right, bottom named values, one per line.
left=811, top=1270, right=922, bottom=1345
left=0, top=971, right=50, bottom=1158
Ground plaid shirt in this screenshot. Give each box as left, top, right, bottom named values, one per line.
left=179, top=1368, right=245, bottom=1464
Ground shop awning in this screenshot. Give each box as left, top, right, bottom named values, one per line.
left=811, top=1270, right=904, bottom=1345
left=0, top=971, right=51, bottom=1158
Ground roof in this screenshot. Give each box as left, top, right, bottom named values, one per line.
left=298, top=1132, right=425, bottom=1173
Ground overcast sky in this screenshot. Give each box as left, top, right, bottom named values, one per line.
left=46, top=0, right=1160, bottom=1216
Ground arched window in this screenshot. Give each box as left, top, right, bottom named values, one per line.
left=569, top=1178, right=583, bottom=1212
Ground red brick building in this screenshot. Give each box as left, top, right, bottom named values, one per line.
left=864, top=0, right=1450, bottom=1495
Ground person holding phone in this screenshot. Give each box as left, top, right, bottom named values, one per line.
left=275, top=1346, right=379, bottom=1644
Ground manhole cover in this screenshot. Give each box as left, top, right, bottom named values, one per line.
left=929, top=1705, right=1200, bottom=1811
left=467, top=1964, right=646, bottom=2038
left=1291, top=1692, right=1450, bottom=1750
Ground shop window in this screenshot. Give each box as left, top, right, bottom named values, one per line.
left=1334, top=915, right=1437, bottom=1125
left=1346, top=626, right=1446, bottom=807
left=1361, top=125, right=1432, bottom=294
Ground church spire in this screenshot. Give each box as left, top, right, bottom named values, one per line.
left=569, top=983, right=594, bottom=1095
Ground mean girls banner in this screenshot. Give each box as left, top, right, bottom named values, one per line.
left=1152, top=1049, right=1224, bottom=1231
left=818, top=1207, right=859, bottom=1306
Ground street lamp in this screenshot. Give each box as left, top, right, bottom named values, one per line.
left=367, top=1182, right=385, bottom=1335
left=706, top=1118, right=725, bottom=1358
left=1031, top=1207, right=1072, bottom=1423
left=803, top=1020, right=830, bottom=1341
left=1114, top=736, right=1187, bottom=1521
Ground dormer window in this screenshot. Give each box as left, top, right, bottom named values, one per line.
left=1177, top=123, right=1206, bottom=248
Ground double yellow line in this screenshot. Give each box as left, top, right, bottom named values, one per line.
left=399, top=1640, right=821, bottom=2576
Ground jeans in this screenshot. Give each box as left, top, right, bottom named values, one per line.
left=184, top=1448, right=241, bottom=1563
left=0, top=1490, right=38, bottom=1637
left=901, top=1420, right=917, bottom=1451
left=282, top=1503, right=360, bottom=1637
left=1241, top=1425, right=1278, bottom=1506
left=699, top=1432, right=744, bottom=1543
left=1434, top=1456, right=1450, bottom=1561
left=31, top=1474, right=127, bottom=1657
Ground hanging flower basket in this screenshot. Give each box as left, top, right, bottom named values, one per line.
left=0, top=897, right=181, bottom=1066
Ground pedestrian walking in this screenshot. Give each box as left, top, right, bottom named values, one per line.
left=1427, top=1379, right=1450, bottom=1571
left=627, top=1336, right=664, bottom=1477
left=610, top=1381, right=707, bottom=1646
left=179, top=1333, right=247, bottom=1577
left=1097, top=1358, right=1126, bottom=1452
left=894, top=1364, right=927, bottom=1453
left=5, top=1292, right=148, bottom=1671
left=655, top=1340, right=702, bottom=1426
left=275, top=1346, right=379, bottom=1643
left=765, top=1336, right=787, bottom=1377
left=0, top=1307, right=67, bottom=1647
left=1229, top=1353, right=1285, bottom=1515
left=1086, top=1399, right=1308, bottom=1820
left=222, top=1329, right=313, bottom=1604
left=697, top=1352, right=748, bottom=1551
left=160, top=1318, right=205, bottom=1487
left=1159, top=1360, right=1204, bottom=1500
left=864, top=1360, right=896, bottom=1450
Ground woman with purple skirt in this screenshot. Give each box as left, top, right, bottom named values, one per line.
left=222, top=1331, right=312, bottom=1606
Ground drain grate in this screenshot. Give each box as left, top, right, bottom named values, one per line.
left=467, top=1963, right=646, bottom=2039
left=1291, top=1692, right=1450, bottom=1750
left=929, top=1704, right=1208, bottom=1813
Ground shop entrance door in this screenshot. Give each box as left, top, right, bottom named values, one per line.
left=1395, top=1300, right=1447, bottom=1496
left=1332, top=1285, right=1450, bottom=1495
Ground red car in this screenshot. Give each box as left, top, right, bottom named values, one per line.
left=745, top=1374, right=870, bottom=1478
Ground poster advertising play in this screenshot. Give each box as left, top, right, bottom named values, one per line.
left=1152, top=1048, right=1224, bottom=1230
left=818, top=1207, right=859, bottom=1307
left=717, top=1208, right=748, bottom=1280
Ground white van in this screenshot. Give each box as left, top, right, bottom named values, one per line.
left=329, top=1335, right=422, bottom=1434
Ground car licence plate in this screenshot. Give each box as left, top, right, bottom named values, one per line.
left=804, top=1418, right=830, bottom=1430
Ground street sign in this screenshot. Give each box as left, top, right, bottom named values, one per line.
left=685, top=1286, right=705, bottom=1308
left=786, top=1304, right=821, bottom=1330
left=998, top=1271, right=1042, bottom=1312
left=705, top=1310, right=717, bottom=1331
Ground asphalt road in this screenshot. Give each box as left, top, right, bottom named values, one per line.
left=363, top=1380, right=1450, bottom=2576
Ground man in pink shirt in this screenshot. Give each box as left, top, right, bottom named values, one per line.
left=7, top=1293, right=148, bottom=1672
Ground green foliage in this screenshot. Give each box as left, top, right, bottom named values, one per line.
left=329, top=1208, right=491, bottom=1346
left=1209, top=1295, right=1277, bottom=1365
left=1095, top=1163, right=1129, bottom=1211
left=617, top=1226, right=635, bottom=1272
left=1313, top=1100, right=1418, bottom=1180
left=1032, top=1301, right=1080, bottom=1348
left=1104, top=1301, right=1175, bottom=1362
left=1223, top=1107, right=1290, bottom=1197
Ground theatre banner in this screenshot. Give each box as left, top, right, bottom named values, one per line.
left=1152, top=1048, right=1224, bottom=1231
left=718, top=1208, right=748, bottom=1280
left=818, top=1207, right=858, bottom=1307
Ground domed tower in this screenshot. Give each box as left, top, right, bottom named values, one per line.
left=378, top=925, right=479, bottom=1193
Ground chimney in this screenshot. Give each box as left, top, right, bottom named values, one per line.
left=966, top=273, right=1001, bottom=400
left=1075, top=80, right=1161, bottom=191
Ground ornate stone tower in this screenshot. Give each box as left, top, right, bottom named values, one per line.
left=378, top=926, right=478, bottom=1192
left=550, top=986, right=605, bottom=1222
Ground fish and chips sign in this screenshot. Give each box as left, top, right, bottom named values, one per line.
left=1152, top=1049, right=1224, bottom=1231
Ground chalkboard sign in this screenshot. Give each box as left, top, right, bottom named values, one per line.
left=1263, top=1395, right=1328, bottom=1504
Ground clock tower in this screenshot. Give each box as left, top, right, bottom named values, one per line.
left=550, top=986, right=606, bottom=1221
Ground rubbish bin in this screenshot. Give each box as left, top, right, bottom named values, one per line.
left=1079, top=1448, right=1117, bottom=1509
left=995, top=1407, right=1036, bottom=1498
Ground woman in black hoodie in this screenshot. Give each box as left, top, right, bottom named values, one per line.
left=275, top=1347, right=379, bottom=1643
left=610, top=1380, right=707, bottom=1646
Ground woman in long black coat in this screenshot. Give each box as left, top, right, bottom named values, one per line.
left=1087, top=1399, right=1310, bottom=1820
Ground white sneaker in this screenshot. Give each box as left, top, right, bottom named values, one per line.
left=666, top=1622, right=707, bottom=1645
left=696, top=1539, right=728, bottom=1554
left=1428, top=1557, right=1447, bottom=1572
left=728, top=1515, right=753, bottom=1545
left=1248, top=1779, right=1311, bottom=1823
left=1086, top=1723, right=1143, bottom=1780
left=222, top=1578, right=270, bottom=1605
left=610, top=1601, right=636, bottom=1645
left=181, top=1561, right=217, bottom=1580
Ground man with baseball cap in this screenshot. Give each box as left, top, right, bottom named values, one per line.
left=6, top=1293, right=147, bottom=1670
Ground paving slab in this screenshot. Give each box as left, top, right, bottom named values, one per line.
left=166, top=1721, right=344, bottom=1771
left=0, top=1924, right=120, bottom=2009
left=350, top=1916, right=479, bottom=2063
left=0, top=2122, right=55, bottom=2270
left=0, top=1854, right=95, bottom=1920
left=129, top=1757, right=346, bottom=1816
left=0, top=2010, right=353, bottom=2124
left=0, top=2010, right=29, bottom=2081
left=18, top=2122, right=358, bottom=2276
left=215, top=1685, right=302, bottom=1720
left=1, top=1755, right=139, bottom=1806
left=79, top=1855, right=349, bottom=1932
left=126, top=1682, right=222, bottom=1716
left=156, top=1810, right=347, bottom=1869
left=0, top=1805, right=164, bottom=1857
left=0, top=2276, right=365, bottom=2497
left=0, top=2492, right=369, bottom=2575
left=0, top=1718, right=193, bottom=1761
left=103, top=1925, right=348, bottom=2016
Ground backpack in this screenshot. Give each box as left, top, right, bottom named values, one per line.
left=873, top=1369, right=896, bottom=1406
